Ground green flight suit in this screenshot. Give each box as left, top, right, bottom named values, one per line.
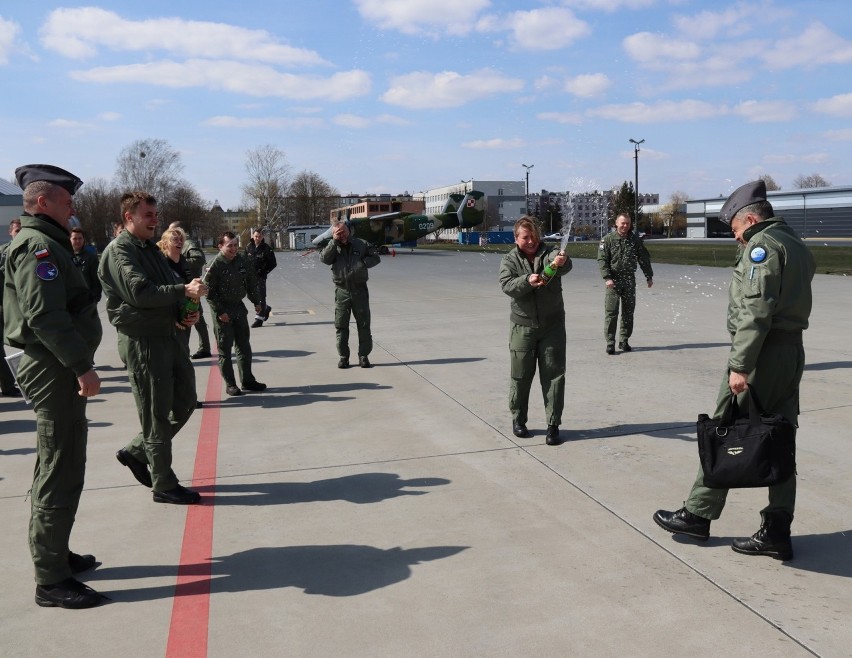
left=4, top=214, right=101, bottom=585
left=181, top=238, right=211, bottom=353
left=205, top=252, right=261, bottom=387
left=685, top=218, right=815, bottom=520
left=98, top=231, right=196, bottom=493
left=597, top=231, right=653, bottom=347
left=320, top=237, right=380, bottom=359
left=0, top=240, right=19, bottom=393
left=70, top=248, right=102, bottom=302
left=499, top=244, right=572, bottom=426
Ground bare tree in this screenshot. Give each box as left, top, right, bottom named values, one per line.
left=115, top=138, right=184, bottom=205
left=72, top=177, right=122, bottom=250
left=160, top=183, right=212, bottom=237
left=288, top=171, right=339, bottom=225
left=241, top=145, right=291, bottom=229
left=758, top=174, right=781, bottom=191
left=793, top=173, right=831, bottom=189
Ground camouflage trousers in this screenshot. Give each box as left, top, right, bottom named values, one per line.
left=603, top=275, right=636, bottom=346
left=508, top=321, right=566, bottom=427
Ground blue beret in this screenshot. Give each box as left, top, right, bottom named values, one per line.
left=15, top=164, right=83, bottom=196
left=719, top=180, right=766, bottom=225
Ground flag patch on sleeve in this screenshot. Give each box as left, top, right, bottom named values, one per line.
left=35, top=248, right=50, bottom=259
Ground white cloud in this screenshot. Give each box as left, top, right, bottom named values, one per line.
left=98, top=111, right=121, bottom=121
left=508, top=8, right=590, bottom=50
left=587, top=100, right=719, bottom=123
left=202, top=116, right=324, bottom=130
left=623, top=32, right=700, bottom=63
left=733, top=100, right=797, bottom=123
left=560, top=0, right=656, bottom=11
left=762, top=22, right=852, bottom=70
left=461, top=138, right=524, bottom=149
left=825, top=128, right=852, bottom=140
left=0, top=16, right=21, bottom=65
left=537, top=111, right=583, bottom=125
left=671, top=6, right=757, bottom=41
left=564, top=73, right=611, bottom=98
left=381, top=69, right=523, bottom=109
left=332, top=113, right=409, bottom=128
left=354, top=0, right=490, bottom=36
left=39, top=7, right=326, bottom=66
left=47, top=118, right=94, bottom=130
left=70, top=60, right=371, bottom=102
left=811, top=93, right=852, bottom=117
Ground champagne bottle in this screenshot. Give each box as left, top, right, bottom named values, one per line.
left=180, top=297, right=200, bottom=321
left=540, top=252, right=563, bottom=285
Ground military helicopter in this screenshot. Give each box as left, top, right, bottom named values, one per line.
left=311, top=191, right=486, bottom=253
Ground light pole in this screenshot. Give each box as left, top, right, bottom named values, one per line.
left=629, top=139, right=644, bottom=235
left=522, top=163, right=534, bottom=215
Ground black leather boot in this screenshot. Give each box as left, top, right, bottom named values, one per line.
left=653, top=507, right=711, bottom=540
left=731, top=511, right=793, bottom=560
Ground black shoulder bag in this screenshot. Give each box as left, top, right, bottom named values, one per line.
left=697, top=388, right=796, bottom=489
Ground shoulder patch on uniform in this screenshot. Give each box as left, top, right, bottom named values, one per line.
left=35, top=248, right=50, bottom=259
left=36, top=261, right=59, bottom=281
left=749, top=246, right=767, bottom=264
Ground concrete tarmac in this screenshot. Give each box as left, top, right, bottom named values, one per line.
left=1, top=248, right=849, bottom=657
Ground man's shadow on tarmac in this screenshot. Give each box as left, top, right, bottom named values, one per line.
left=566, top=423, right=696, bottom=443
left=198, top=472, right=451, bottom=506
left=89, top=543, right=468, bottom=601
left=804, top=361, right=852, bottom=371
left=252, top=349, right=313, bottom=359
left=202, top=382, right=391, bottom=410
left=384, top=357, right=485, bottom=367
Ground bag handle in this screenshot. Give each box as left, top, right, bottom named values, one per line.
left=718, top=385, right=768, bottom=427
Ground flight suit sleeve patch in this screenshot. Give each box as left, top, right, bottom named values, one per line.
left=749, top=246, right=767, bottom=263
left=36, top=261, right=59, bottom=281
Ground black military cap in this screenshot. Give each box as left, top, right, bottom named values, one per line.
left=14, top=164, right=83, bottom=196
left=719, top=180, right=766, bottom=225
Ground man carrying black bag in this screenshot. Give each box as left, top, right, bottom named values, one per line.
left=653, top=180, right=815, bottom=560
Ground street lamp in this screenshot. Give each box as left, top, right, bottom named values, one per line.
left=629, top=139, right=644, bottom=235
left=522, top=163, right=534, bottom=215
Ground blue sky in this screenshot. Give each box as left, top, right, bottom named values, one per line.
left=2, top=1, right=852, bottom=209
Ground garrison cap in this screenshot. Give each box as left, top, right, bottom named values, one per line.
left=719, top=179, right=766, bottom=225
left=14, top=164, right=83, bottom=196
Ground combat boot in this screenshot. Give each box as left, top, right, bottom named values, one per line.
left=653, top=507, right=710, bottom=540
left=731, top=511, right=794, bottom=560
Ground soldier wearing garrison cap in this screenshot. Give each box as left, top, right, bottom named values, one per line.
left=655, top=179, right=816, bottom=561
left=4, top=164, right=105, bottom=608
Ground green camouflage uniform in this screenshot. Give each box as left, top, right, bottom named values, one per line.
left=685, top=218, right=815, bottom=520
left=181, top=237, right=211, bottom=353
left=205, top=251, right=261, bottom=387
left=499, top=244, right=572, bottom=427
left=596, top=231, right=653, bottom=347
left=320, top=237, right=380, bottom=359
left=98, top=230, right=196, bottom=493
left=4, top=214, right=102, bottom=585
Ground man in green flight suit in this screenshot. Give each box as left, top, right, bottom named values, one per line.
left=70, top=227, right=102, bottom=303
left=205, top=230, right=267, bottom=397
left=320, top=220, right=381, bottom=369
left=5, top=164, right=104, bottom=608
left=99, top=191, right=208, bottom=505
left=654, top=180, right=815, bottom=560
left=499, top=216, right=572, bottom=446
left=597, top=213, right=653, bottom=354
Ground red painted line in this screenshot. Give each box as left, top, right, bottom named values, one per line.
left=166, top=358, right=223, bottom=658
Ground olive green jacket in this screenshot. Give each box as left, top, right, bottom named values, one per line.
left=727, top=218, right=815, bottom=374
left=181, top=237, right=206, bottom=279
left=499, top=243, right=572, bottom=328
left=205, top=252, right=260, bottom=317
left=3, top=214, right=101, bottom=376
left=320, top=237, right=380, bottom=289
left=597, top=231, right=653, bottom=281
left=71, top=249, right=102, bottom=303
left=98, top=230, right=187, bottom=337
